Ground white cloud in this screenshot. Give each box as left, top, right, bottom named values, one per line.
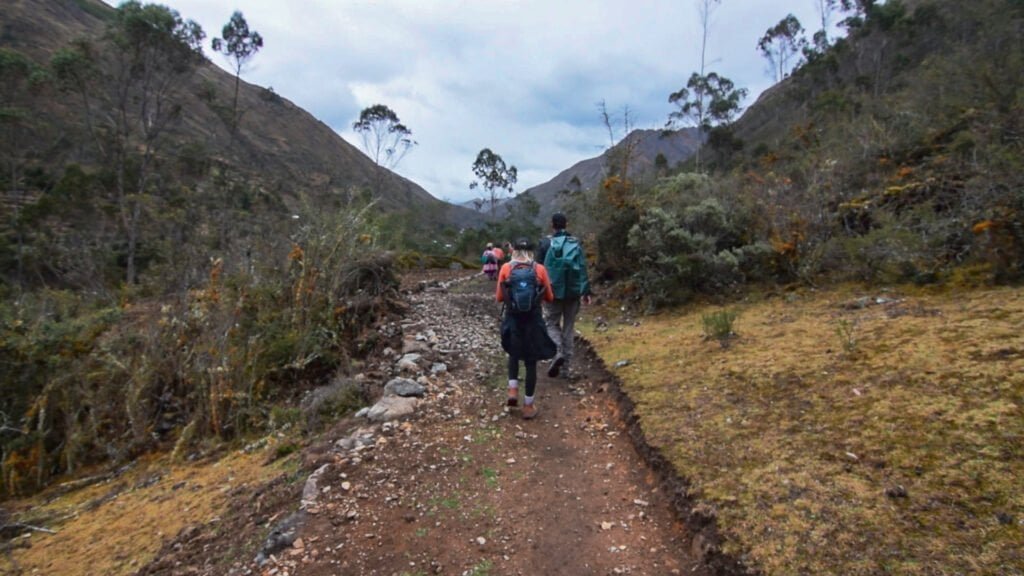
left=164, top=0, right=833, bottom=202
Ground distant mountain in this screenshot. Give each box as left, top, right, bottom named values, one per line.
left=512, top=128, right=702, bottom=222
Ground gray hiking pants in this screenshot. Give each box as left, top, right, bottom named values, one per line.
left=543, top=298, right=581, bottom=367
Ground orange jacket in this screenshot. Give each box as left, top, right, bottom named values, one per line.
left=492, top=247, right=505, bottom=261
left=495, top=261, right=555, bottom=303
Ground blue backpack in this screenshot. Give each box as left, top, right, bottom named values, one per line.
left=503, top=262, right=542, bottom=314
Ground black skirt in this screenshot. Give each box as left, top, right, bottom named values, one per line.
left=500, top=309, right=557, bottom=361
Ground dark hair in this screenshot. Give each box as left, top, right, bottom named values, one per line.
left=513, top=237, right=533, bottom=251
left=551, top=212, right=567, bottom=230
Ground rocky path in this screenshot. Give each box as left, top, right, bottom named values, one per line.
left=250, top=271, right=704, bottom=576
left=136, top=271, right=707, bottom=576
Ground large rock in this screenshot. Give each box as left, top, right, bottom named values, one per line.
left=384, top=378, right=426, bottom=398
left=397, top=353, right=424, bottom=373
left=366, top=396, right=418, bottom=422
left=301, top=464, right=331, bottom=509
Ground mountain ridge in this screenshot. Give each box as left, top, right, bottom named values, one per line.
left=507, top=127, right=702, bottom=222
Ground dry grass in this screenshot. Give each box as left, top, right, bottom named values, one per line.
left=583, top=285, right=1024, bottom=575
left=5, top=442, right=294, bottom=575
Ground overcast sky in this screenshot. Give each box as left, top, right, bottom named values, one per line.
left=160, top=1, right=837, bottom=203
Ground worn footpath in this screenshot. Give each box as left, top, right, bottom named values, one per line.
left=139, top=270, right=708, bottom=576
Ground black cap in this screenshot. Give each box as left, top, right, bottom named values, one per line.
left=513, top=237, right=533, bottom=250
left=552, top=212, right=567, bottom=229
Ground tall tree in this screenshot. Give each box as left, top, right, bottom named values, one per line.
left=53, top=1, right=205, bottom=285
left=211, top=11, right=263, bottom=139
left=697, top=0, right=722, bottom=81
left=812, top=0, right=841, bottom=45
left=758, top=14, right=808, bottom=82
left=676, top=0, right=723, bottom=174
left=352, top=104, right=416, bottom=197
left=469, top=148, right=517, bottom=221
left=667, top=72, right=747, bottom=172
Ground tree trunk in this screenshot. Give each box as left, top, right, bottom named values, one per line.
left=231, top=70, right=241, bottom=142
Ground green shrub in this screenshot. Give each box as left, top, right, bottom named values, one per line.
left=834, top=211, right=933, bottom=283
left=835, top=318, right=859, bottom=354
left=626, top=195, right=765, bottom=308
left=701, top=309, right=739, bottom=348
left=269, top=405, right=302, bottom=430
left=274, top=442, right=300, bottom=460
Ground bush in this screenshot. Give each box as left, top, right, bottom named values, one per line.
left=835, top=318, right=859, bottom=354
left=626, top=194, right=766, bottom=308
left=828, top=210, right=938, bottom=283
left=701, top=309, right=739, bottom=348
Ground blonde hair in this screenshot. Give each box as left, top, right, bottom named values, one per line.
left=511, top=249, right=533, bottom=262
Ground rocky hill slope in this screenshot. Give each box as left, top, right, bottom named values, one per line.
left=507, top=128, right=701, bottom=223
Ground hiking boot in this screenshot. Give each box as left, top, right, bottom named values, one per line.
left=522, top=403, right=539, bottom=420
left=507, top=389, right=519, bottom=407
left=547, top=357, right=565, bottom=378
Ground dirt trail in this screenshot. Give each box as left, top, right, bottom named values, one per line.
left=272, top=272, right=705, bottom=576
left=128, top=270, right=710, bottom=576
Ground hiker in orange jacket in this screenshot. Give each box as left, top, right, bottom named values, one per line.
left=496, top=238, right=556, bottom=419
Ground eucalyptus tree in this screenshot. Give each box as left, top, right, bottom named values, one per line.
left=470, top=148, right=517, bottom=221
left=664, top=0, right=723, bottom=173
left=758, top=14, right=808, bottom=82
left=212, top=11, right=263, bottom=138
left=352, top=104, right=416, bottom=197
left=667, top=73, right=747, bottom=172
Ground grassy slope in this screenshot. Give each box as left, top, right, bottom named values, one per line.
left=582, top=285, right=1023, bottom=575
left=7, top=443, right=296, bottom=575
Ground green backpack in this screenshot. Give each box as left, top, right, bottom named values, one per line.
left=543, top=235, right=588, bottom=299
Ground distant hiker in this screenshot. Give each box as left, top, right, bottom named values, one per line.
left=496, top=238, right=557, bottom=419
left=492, top=243, right=505, bottom=263
left=482, top=243, right=498, bottom=280
left=536, top=212, right=592, bottom=380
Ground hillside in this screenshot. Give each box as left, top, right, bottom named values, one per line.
left=0, top=0, right=477, bottom=226
left=578, top=0, right=1023, bottom=303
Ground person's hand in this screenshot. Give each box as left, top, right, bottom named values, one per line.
left=582, top=294, right=592, bottom=306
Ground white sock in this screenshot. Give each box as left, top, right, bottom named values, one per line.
left=524, top=396, right=534, bottom=405
left=508, top=379, right=518, bottom=390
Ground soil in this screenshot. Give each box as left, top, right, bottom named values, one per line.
left=132, top=269, right=714, bottom=576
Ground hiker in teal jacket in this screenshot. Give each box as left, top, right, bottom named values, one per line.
left=536, top=212, right=592, bottom=379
